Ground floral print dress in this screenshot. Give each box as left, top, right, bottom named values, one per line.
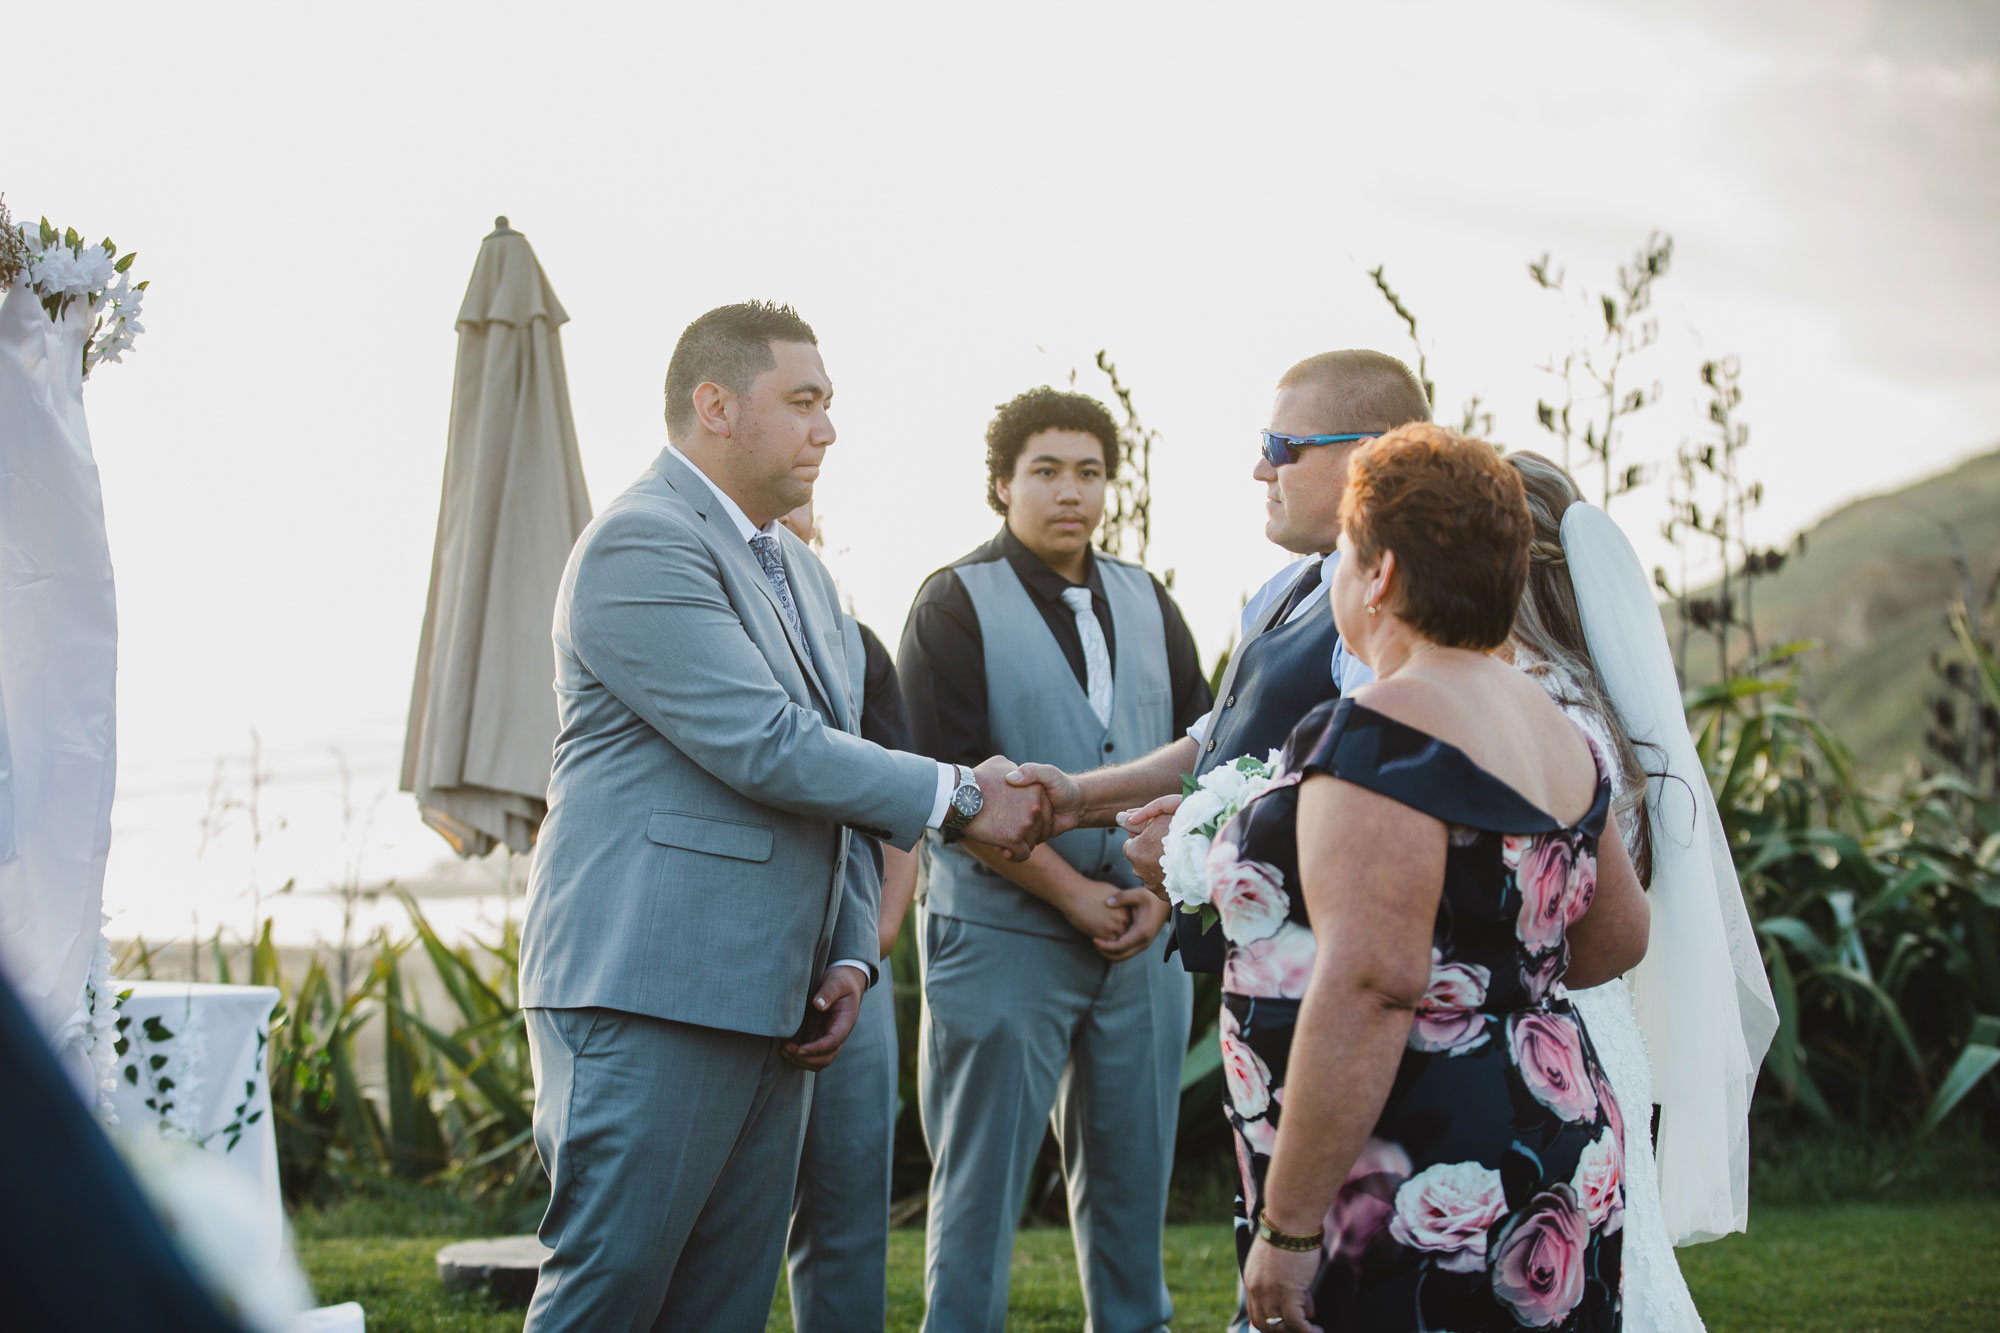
left=1214, top=698, right=1624, bottom=1332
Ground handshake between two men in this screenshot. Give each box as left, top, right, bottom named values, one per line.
left=964, top=754, right=1183, bottom=898
left=788, top=738, right=1199, bottom=1073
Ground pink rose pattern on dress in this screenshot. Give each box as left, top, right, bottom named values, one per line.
left=1572, top=1124, right=1625, bottom=1233
left=1514, top=837, right=1576, bottom=954
left=1238, top=1108, right=1277, bottom=1156
left=1388, top=1160, right=1509, bottom=1272
left=1594, top=1064, right=1623, bottom=1156
left=1490, top=1184, right=1591, bottom=1327
left=1219, top=1005, right=1273, bottom=1120
left=1409, top=948, right=1492, bottom=1056
left=1512, top=826, right=1597, bottom=1006
left=1322, top=1137, right=1414, bottom=1267
left=1567, top=846, right=1597, bottom=926
left=1509, top=1012, right=1600, bottom=1123
left=1208, top=841, right=1291, bottom=944
left=1215, top=703, right=1623, bottom=1327
left=1520, top=944, right=1567, bottom=1005
left=1221, top=922, right=1317, bottom=999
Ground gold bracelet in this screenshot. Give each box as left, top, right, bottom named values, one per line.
left=1256, top=1215, right=1325, bottom=1253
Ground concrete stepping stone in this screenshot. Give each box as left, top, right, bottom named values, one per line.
left=436, top=1235, right=551, bottom=1307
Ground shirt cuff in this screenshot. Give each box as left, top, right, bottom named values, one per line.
left=829, top=958, right=876, bottom=985
left=927, top=761, right=957, bottom=828
left=1186, top=711, right=1212, bottom=747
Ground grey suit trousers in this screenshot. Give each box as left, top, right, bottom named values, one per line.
left=786, top=974, right=900, bottom=1332
left=524, top=1006, right=810, bottom=1333
left=917, top=909, right=1192, bottom=1333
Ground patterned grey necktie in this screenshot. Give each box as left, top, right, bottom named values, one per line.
left=1060, top=585, right=1113, bottom=728
left=749, top=532, right=813, bottom=670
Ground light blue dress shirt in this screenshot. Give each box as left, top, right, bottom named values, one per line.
left=1187, top=553, right=1372, bottom=747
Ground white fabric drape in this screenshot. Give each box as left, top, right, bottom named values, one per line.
left=0, top=283, right=118, bottom=1097
left=401, top=221, right=591, bottom=856
left=1561, top=503, right=1780, bottom=1244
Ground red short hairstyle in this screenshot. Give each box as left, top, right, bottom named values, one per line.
left=1341, top=424, right=1531, bottom=651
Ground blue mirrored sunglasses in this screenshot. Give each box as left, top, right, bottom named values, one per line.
left=1260, top=430, right=1379, bottom=467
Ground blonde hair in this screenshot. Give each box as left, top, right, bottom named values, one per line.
left=1277, top=349, right=1432, bottom=431
left=1507, top=451, right=1656, bottom=885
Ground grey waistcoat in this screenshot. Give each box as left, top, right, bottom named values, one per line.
left=924, top=555, right=1175, bottom=939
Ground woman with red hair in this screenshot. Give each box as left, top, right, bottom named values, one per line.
left=1212, top=424, right=1650, bottom=1332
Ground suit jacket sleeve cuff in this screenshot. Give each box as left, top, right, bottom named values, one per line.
left=927, top=761, right=956, bottom=828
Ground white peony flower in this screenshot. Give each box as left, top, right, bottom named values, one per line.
left=1170, top=787, right=1227, bottom=838
left=1161, top=828, right=1213, bottom=904
left=71, top=245, right=116, bottom=294
left=1199, top=761, right=1255, bottom=809
left=29, top=245, right=78, bottom=295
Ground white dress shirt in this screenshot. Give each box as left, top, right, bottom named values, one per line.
left=665, top=444, right=954, bottom=981
left=1185, top=553, right=1373, bottom=748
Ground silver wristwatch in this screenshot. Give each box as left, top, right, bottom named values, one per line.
left=943, top=764, right=983, bottom=831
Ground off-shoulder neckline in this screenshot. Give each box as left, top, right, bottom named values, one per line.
left=1304, top=697, right=1611, bottom=835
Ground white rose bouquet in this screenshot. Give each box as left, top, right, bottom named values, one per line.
left=1160, top=749, right=1285, bottom=928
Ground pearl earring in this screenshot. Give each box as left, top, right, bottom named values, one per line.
left=1367, top=602, right=1379, bottom=615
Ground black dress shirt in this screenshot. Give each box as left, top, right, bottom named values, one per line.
left=852, top=619, right=912, bottom=753
left=898, top=526, right=1213, bottom=769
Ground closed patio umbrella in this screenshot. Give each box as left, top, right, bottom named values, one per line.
left=401, top=217, right=590, bottom=857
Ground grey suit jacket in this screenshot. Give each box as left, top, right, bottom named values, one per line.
left=519, top=448, right=939, bottom=1038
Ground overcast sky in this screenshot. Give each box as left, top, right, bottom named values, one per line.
left=13, top=0, right=1997, bottom=937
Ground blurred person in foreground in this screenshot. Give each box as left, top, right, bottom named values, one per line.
left=777, top=500, right=923, bottom=1333
left=1500, top=451, right=1776, bottom=1331
left=517, top=301, right=1051, bottom=1333
left=897, top=387, right=1209, bottom=1331
left=1195, top=425, right=1648, bottom=1332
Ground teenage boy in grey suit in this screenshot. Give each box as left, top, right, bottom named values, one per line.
left=899, top=388, right=1212, bottom=1332
left=518, top=302, right=1052, bottom=1333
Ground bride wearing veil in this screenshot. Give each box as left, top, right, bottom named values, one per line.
left=1504, top=452, right=1780, bottom=1331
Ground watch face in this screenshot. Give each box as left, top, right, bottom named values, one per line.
left=952, top=779, right=983, bottom=819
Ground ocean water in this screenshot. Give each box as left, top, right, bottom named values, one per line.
left=104, top=713, right=521, bottom=949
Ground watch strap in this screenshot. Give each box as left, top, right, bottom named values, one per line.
left=943, top=765, right=977, bottom=831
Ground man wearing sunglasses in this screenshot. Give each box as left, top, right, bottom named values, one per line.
left=1008, top=349, right=1432, bottom=975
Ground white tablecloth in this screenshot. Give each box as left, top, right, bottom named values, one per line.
left=110, top=980, right=283, bottom=1267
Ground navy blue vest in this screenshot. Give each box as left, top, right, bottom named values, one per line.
left=1173, top=569, right=1343, bottom=973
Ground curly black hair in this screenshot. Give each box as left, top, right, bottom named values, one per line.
left=984, top=386, right=1121, bottom=515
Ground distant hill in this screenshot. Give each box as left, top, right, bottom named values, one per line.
left=1666, top=446, right=2000, bottom=780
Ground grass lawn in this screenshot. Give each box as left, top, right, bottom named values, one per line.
left=298, top=1202, right=2000, bottom=1331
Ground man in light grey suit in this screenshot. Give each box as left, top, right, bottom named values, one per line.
left=518, top=302, right=1050, bottom=1333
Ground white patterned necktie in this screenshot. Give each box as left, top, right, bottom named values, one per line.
left=1060, top=585, right=1113, bottom=728
left=749, top=533, right=813, bottom=670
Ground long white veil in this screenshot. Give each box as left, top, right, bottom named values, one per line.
left=1560, top=503, right=1780, bottom=1245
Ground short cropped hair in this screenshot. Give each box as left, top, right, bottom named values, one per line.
left=1278, top=350, right=1432, bottom=431
left=663, top=301, right=818, bottom=442
left=983, top=387, right=1120, bottom=516
left=1341, top=423, right=1529, bottom=651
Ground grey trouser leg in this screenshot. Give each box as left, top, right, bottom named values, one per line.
left=917, top=912, right=1187, bottom=1333
left=523, top=1006, right=810, bottom=1333
left=1060, top=941, right=1191, bottom=1332
left=787, top=975, right=899, bottom=1333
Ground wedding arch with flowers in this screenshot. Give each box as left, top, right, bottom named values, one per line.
left=0, top=197, right=146, bottom=1118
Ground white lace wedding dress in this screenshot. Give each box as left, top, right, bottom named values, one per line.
left=1544, top=673, right=1707, bottom=1333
